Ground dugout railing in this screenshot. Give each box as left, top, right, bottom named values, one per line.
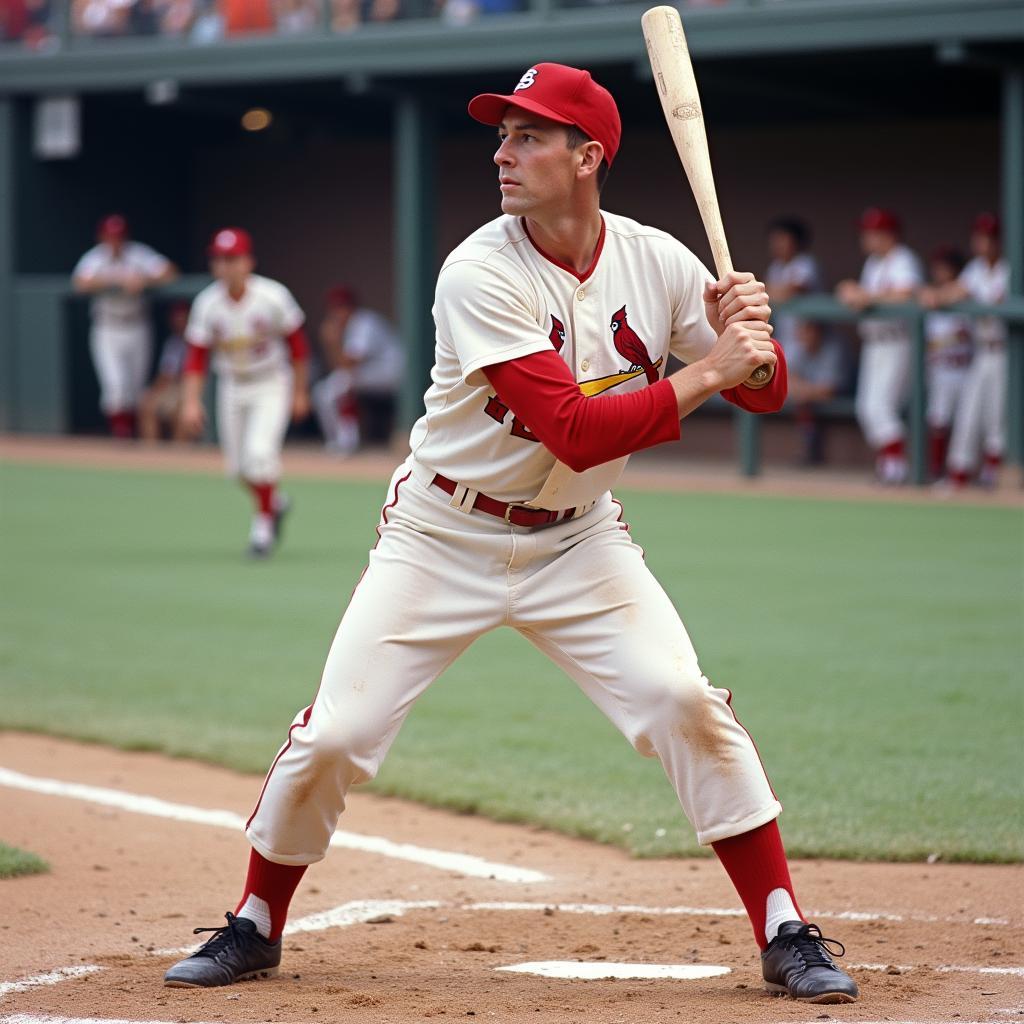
left=733, top=294, right=1024, bottom=484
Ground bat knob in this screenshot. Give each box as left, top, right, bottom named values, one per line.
left=743, top=363, right=774, bottom=390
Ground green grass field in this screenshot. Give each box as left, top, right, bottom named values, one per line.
left=0, top=841, right=49, bottom=879
left=1, top=459, right=1021, bottom=862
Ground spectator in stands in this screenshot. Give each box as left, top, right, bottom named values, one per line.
left=836, top=208, right=923, bottom=485
left=273, top=0, right=318, bottom=31
left=926, top=213, right=1009, bottom=489
left=764, top=216, right=824, bottom=354
left=783, top=319, right=846, bottom=467
left=312, top=286, right=404, bottom=454
left=918, top=245, right=972, bottom=480
left=139, top=301, right=191, bottom=443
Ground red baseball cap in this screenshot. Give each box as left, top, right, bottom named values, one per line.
left=208, top=227, right=253, bottom=258
left=972, top=212, right=1000, bottom=237
left=859, top=208, right=901, bottom=234
left=98, top=214, right=129, bottom=240
left=325, top=285, right=358, bottom=309
left=468, top=63, right=622, bottom=167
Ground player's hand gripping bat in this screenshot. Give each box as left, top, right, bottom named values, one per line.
left=641, top=5, right=774, bottom=389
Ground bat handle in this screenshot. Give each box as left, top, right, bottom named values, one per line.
left=711, top=251, right=775, bottom=391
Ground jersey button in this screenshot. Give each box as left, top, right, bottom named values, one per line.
left=576, top=288, right=586, bottom=301
left=581, top=359, right=590, bottom=372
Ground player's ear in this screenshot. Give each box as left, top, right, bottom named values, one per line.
left=577, top=141, right=604, bottom=180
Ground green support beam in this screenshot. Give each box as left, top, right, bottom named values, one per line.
left=0, top=99, right=14, bottom=430
left=394, top=92, right=437, bottom=430
left=1003, top=68, right=1023, bottom=471
left=908, top=311, right=928, bottom=485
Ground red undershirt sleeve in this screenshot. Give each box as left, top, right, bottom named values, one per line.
left=183, top=343, right=210, bottom=376
left=720, top=340, right=788, bottom=413
left=285, top=326, right=310, bottom=362
left=482, top=350, right=681, bottom=473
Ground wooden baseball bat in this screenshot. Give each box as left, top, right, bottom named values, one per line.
left=641, top=5, right=773, bottom=389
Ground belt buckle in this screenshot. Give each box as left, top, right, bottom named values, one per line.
left=503, top=502, right=536, bottom=524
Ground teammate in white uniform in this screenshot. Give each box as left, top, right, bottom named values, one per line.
left=180, top=228, right=311, bottom=557
left=72, top=214, right=178, bottom=438
left=918, top=246, right=972, bottom=480
left=312, top=285, right=405, bottom=454
left=931, top=214, right=1010, bottom=487
left=764, top=217, right=824, bottom=353
left=164, top=64, right=858, bottom=1004
left=836, top=208, right=923, bottom=484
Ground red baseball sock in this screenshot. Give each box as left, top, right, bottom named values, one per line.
left=109, top=411, right=134, bottom=438
left=235, top=848, right=307, bottom=942
left=247, top=481, right=276, bottom=517
left=712, top=820, right=803, bottom=950
left=881, top=438, right=905, bottom=459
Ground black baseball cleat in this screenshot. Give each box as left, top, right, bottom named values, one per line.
left=164, top=912, right=281, bottom=988
left=761, top=921, right=859, bottom=1003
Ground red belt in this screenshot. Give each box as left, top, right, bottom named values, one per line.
left=431, top=474, right=576, bottom=528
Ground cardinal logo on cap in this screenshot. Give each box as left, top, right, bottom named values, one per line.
left=515, top=68, right=538, bottom=92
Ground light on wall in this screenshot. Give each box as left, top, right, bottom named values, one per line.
left=241, top=108, right=273, bottom=132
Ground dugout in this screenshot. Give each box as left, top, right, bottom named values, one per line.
left=0, top=0, right=1021, bottom=471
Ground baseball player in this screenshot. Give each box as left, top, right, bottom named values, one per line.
left=139, top=301, right=191, bottom=443
left=836, top=208, right=923, bottom=484
left=180, top=228, right=311, bottom=558
left=933, top=214, right=1009, bottom=488
left=918, top=246, right=972, bottom=480
left=72, top=214, right=178, bottom=438
left=764, top=216, right=824, bottom=354
left=311, top=285, right=404, bottom=454
left=164, top=64, right=858, bottom=1004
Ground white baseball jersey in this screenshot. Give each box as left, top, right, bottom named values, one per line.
left=925, top=311, right=972, bottom=367
left=186, top=274, right=305, bottom=379
left=72, top=241, right=172, bottom=327
left=857, top=244, right=923, bottom=345
left=765, top=252, right=823, bottom=351
left=410, top=211, right=715, bottom=506
left=344, top=309, right=404, bottom=393
left=960, top=257, right=1009, bottom=346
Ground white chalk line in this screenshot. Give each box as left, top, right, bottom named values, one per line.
left=0, top=967, right=102, bottom=998
left=852, top=962, right=1024, bottom=977
left=496, top=962, right=731, bottom=980
left=466, top=901, right=1013, bottom=928
left=0, top=766, right=547, bottom=884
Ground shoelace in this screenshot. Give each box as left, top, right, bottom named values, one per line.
left=190, top=912, right=248, bottom=959
left=777, top=923, right=846, bottom=968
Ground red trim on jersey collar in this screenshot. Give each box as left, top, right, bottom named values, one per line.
left=522, top=216, right=606, bottom=284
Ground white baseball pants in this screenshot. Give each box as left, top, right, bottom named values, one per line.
left=927, top=363, right=968, bottom=430
left=855, top=338, right=910, bottom=449
left=948, top=348, right=1007, bottom=472
left=89, top=323, right=152, bottom=414
left=245, top=458, right=783, bottom=864
left=217, top=369, right=292, bottom=482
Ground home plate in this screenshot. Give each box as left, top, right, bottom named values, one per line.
left=496, top=962, right=732, bottom=980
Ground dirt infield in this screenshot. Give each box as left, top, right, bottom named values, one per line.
left=1, top=734, right=1022, bottom=1024
left=2, top=433, right=1022, bottom=507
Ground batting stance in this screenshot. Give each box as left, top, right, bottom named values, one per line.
left=180, top=228, right=311, bottom=558
left=165, top=65, right=858, bottom=1003
left=72, top=214, right=178, bottom=438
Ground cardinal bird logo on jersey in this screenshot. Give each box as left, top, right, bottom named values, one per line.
left=610, top=306, right=659, bottom=385
left=549, top=314, right=566, bottom=352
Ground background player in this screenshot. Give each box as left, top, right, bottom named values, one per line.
left=836, top=208, right=923, bottom=484
left=763, top=216, right=824, bottom=355
left=180, top=228, right=311, bottom=557
left=930, top=213, right=1009, bottom=488
left=918, top=245, right=972, bottom=480
left=72, top=214, right=179, bottom=438
left=311, top=285, right=404, bottom=454
left=164, top=64, right=858, bottom=1004
left=783, top=319, right=846, bottom=466
left=139, top=300, right=191, bottom=443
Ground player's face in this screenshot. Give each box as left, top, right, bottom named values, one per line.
left=210, top=254, right=254, bottom=288
left=971, top=232, right=999, bottom=261
left=929, top=260, right=956, bottom=286
left=494, top=107, right=582, bottom=216
left=860, top=229, right=895, bottom=256
left=768, top=229, right=796, bottom=262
